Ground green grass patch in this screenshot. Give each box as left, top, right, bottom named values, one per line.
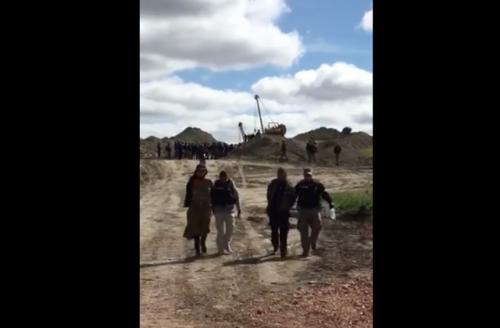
left=332, top=190, right=373, bottom=213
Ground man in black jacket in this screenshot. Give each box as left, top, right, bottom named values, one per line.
left=295, top=168, right=333, bottom=257
left=211, top=171, right=241, bottom=255
left=157, top=142, right=162, bottom=159
left=334, top=144, right=342, bottom=166
left=266, top=168, right=296, bottom=259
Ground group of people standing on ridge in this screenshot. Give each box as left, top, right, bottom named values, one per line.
left=157, top=141, right=238, bottom=161
left=279, top=139, right=343, bottom=166
left=182, top=164, right=333, bottom=259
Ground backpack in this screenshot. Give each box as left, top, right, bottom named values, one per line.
left=211, top=180, right=237, bottom=206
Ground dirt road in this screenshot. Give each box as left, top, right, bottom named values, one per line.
left=140, top=159, right=372, bottom=328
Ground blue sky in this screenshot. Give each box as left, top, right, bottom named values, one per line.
left=177, top=0, right=372, bottom=91
left=140, top=0, right=373, bottom=142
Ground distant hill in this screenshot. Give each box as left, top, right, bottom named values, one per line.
left=171, top=127, right=217, bottom=144
left=140, top=127, right=218, bottom=158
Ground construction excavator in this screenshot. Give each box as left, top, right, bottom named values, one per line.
left=254, top=95, right=287, bottom=136
left=238, top=122, right=256, bottom=143
left=238, top=94, right=287, bottom=143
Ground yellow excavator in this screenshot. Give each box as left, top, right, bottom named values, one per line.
left=253, top=95, right=286, bottom=136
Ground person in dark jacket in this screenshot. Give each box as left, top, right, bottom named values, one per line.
left=157, top=142, right=162, bottom=159
left=295, top=168, right=333, bottom=257
left=165, top=142, right=172, bottom=159
left=279, top=140, right=288, bottom=161
left=334, top=144, right=342, bottom=166
left=211, top=171, right=241, bottom=255
left=306, top=139, right=318, bottom=164
left=266, top=168, right=297, bottom=259
left=183, top=164, right=213, bottom=256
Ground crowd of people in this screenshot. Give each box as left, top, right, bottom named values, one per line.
left=157, top=141, right=240, bottom=161
left=183, top=164, right=334, bottom=259
left=154, top=138, right=343, bottom=166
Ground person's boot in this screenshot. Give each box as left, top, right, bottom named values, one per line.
left=311, top=243, right=317, bottom=251
left=201, top=234, right=207, bottom=254
left=280, top=246, right=287, bottom=260
left=194, top=236, right=201, bottom=256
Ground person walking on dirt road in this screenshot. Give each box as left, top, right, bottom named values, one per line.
left=295, top=168, right=333, bottom=257
left=266, top=168, right=297, bottom=259
left=211, top=171, right=241, bottom=255
left=183, top=164, right=213, bottom=256
left=334, top=144, right=342, bottom=166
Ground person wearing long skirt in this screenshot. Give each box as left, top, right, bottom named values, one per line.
left=183, top=164, right=213, bottom=256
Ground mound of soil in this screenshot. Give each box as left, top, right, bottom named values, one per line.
left=229, top=132, right=372, bottom=167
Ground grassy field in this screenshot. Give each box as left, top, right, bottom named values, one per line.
left=333, top=190, right=373, bottom=213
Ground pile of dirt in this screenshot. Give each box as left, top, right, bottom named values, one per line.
left=230, top=134, right=309, bottom=163
left=294, top=127, right=342, bottom=141
left=230, top=129, right=373, bottom=167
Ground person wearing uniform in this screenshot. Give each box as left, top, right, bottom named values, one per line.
left=295, top=168, right=333, bottom=257
left=334, top=144, right=342, bottom=166
left=183, top=164, right=213, bottom=256
left=266, top=168, right=296, bottom=259
left=211, top=171, right=241, bottom=255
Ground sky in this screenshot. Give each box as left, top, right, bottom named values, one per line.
left=140, top=0, right=373, bottom=143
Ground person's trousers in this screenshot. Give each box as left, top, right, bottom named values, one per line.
left=297, top=209, right=322, bottom=255
left=269, top=212, right=290, bottom=256
left=213, top=207, right=235, bottom=252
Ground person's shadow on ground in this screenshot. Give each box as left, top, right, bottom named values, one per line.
left=140, top=253, right=221, bottom=268
left=222, top=253, right=305, bottom=266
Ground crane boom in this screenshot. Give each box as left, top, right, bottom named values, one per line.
left=254, top=95, right=265, bottom=134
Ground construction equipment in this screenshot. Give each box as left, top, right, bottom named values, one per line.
left=254, top=95, right=287, bottom=136
left=342, top=127, right=352, bottom=135
left=238, top=122, right=256, bottom=143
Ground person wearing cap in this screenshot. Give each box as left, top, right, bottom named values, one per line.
left=266, top=168, right=297, bottom=259
left=183, top=164, right=213, bottom=256
left=295, top=168, right=333, bottom=257
left=211, top=171, right=241, bottom=255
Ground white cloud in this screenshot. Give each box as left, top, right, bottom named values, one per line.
left=139, top=2, right=372, bottom=142
left=252, top=62, right=372, bottom=102
left=140, top=63, right=373, bottom=142
left=359, top=9, right=373, bottom=32
left=140, top=0, right=304, bottom=77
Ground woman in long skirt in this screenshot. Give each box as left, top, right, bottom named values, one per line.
left=183, top=164, right=213, bottom=256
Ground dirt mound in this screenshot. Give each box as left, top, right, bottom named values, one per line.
left=229, top=132, right=372, bottom=167
left=230, top=134, right=309, bottom=163
left=294, top=127, right=342, bottom=141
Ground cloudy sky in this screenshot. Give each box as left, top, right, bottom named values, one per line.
left=140, top=0, right=373, bottom=142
